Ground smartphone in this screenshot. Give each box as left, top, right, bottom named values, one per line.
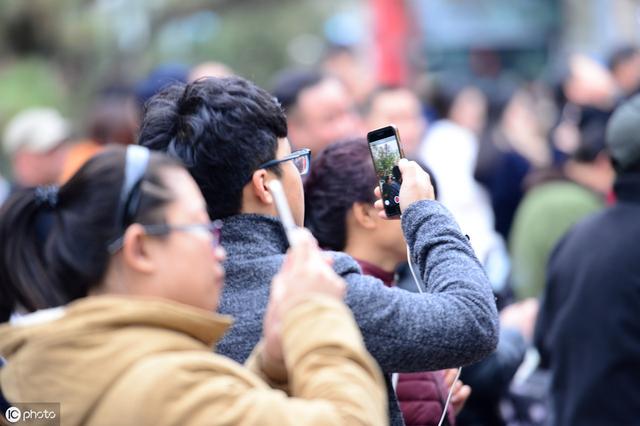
left=267, top=179, right=299, bottom=247
left=367, top=125, right=404, bottom=217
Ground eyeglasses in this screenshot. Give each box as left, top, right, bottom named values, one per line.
left=258, top=148, right=311, bottom=176
left=142, top=220, right=222, bottom=246
left=108, top=220, right=223, bottom=254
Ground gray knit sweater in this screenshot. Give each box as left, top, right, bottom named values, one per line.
left=217, top=200, right=499, bottom=426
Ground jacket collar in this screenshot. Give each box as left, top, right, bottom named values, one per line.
left=614, top=173, right=640, bottom=204
left=355, top=259, right=395, bottom=287
left=221, top=214, right=289, bottom=258
left=0, top=296, right=233, bottom=358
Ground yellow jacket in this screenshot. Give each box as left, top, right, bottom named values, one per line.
left=0, top=295, right=387, bottom=425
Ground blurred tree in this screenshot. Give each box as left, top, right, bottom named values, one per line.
left=0, top=0, right=343, bottom=175
left=0, top=0, right=340, bottom=126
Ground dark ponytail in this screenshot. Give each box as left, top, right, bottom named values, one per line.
left=0, top=146, right=181, bottom=321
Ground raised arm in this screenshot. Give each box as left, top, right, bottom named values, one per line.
left=338, top=160, right=498, bottom=372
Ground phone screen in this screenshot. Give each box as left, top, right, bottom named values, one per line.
left=367, top=126, right=403, bottom=217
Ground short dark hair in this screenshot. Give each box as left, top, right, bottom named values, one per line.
left=573, top=113, right=609, bottom=163
left=138, top=76, right=287, bottom=219
left=608, top=45, right=640, bottom=72
left=304, top=138, right=377, bottom=251
left=270, top=68, right=325, bottom=114
left=0, top=147, right=180, bottom=321
left=430, top=81, right=467, bottom=120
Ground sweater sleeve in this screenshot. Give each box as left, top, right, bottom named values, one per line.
left=95, top=296, right=387, bottom=426
left=337, top=200, right=499, bottom=372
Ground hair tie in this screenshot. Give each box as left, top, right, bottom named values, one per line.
left=35, top=185, right=60, bottom=209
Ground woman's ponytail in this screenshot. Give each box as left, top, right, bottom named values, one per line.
left=0, top=186, right=66, bottom=318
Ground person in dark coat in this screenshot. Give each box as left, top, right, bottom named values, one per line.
left=535, top=94, right=640, bottom=425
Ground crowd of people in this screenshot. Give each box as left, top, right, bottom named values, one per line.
left=0, top=42, right=639, bottom=426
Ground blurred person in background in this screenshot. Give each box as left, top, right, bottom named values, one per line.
left=456, top=298, right=538, bottom=426
left=139, top=76, right=499, bottom=426
left=59, top=89, right=140, bottom=183
left=270, top=69, right=363, bottom=155
left=0, top=146, right=387, bottom=425
left=608, top=45, right=640, bottom=100
left=2, top=107, right=71, bottom=188
left=86, top=90, right=140, bottom=147
left=420, top=83, right=509, bottom=291
left=551, top=53, right=617, bottom=159
left=188, top=61, right=234, bottom=82
left=509, top=115, right=613, bottom=300
left=363, top=85, right=427, bottom=158
left=135, top=63, right=189, bottom=110
left=535, top=94, right=640, bottom=426
left=320, top=44, right=376, bottom=108
left=304, top=139, right=468, bottom=426
left=475, top=86, right=555, bottom=240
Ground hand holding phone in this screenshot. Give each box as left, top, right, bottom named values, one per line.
left=373, top=158, right=436, bottom=219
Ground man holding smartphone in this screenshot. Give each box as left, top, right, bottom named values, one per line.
left=139, top=76, right=499, bottom=426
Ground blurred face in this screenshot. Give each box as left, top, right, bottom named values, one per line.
left=147, top=167, right=226, bottom=311
left=367, top=89, right=427, bottom=156
left=613, top=53, right=640, bottom=96
left=289, top=78, right=363, bottom=154
left=565, top=54, right=616, bottom=109
left=273, top=138, right=305, bottom=227
left=449, top=87, right=487, bottom=136
left=13, top=146, right=68, bottom=186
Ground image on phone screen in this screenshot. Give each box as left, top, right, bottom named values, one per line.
left=368, top=131, right=403, bottom=217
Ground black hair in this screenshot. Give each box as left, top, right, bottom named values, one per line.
left=573, top=113, right=609, bottom=163
left=304, top=138, right=439, bottom=251
left=429, top=81, right=468, bottom=120
left=138, top=76, right=287, bottom=220
left=625, top=160, right=640, bottom=173
left=304, top=138, right=377, bottom=251
left=270, top=68, right=325, bottom=114
left=0, top=147, right=180, bottom=321
left=608, top=45, right=640, bottom=72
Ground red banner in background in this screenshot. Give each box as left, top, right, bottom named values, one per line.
left=371, top=0, right=410, bottom=86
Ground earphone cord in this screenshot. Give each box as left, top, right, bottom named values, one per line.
left=406, top=244, right=462, bottom=426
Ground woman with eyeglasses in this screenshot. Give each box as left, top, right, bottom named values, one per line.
left=0, top=145, right=386, bottom=425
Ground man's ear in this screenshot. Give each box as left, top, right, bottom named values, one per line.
left=121, top=224, right=155, bottom=274
left=351, top=202, right=378, bottom=230
left=250, top=169, right=274, bottom=205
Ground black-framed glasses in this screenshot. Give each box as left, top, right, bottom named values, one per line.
left=258, top=148, right=311, bottom=176
left=108, top=220, right=223, bottom=254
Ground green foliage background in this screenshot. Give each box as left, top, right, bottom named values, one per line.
left=0, top=0, right=351, bottom=173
